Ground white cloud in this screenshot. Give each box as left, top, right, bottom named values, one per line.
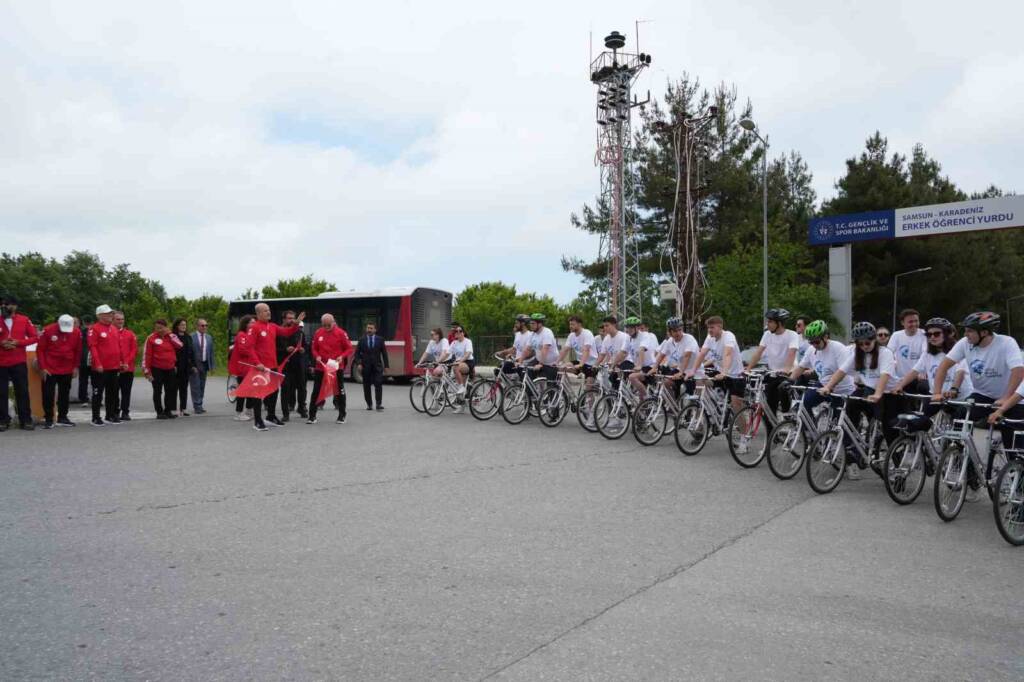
left=0, top=0, right=1020, bottom=306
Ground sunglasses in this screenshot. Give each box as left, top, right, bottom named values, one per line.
left=877, top=332, right=890, bottom=338
left=927, top=331, right=943, bottom=338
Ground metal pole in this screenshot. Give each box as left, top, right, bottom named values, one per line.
left=892, top=275, right=899, bottom=333
left=762, top=135, right=769, bottom=315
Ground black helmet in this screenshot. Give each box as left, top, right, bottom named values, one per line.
left=515, top=314, right=530, bottom=323
left=765, top=308, right=790, bottom=322
left=924, top=317, right=954, bottom=333
left=851, top=321, right=877, bottom=341
left=666, top=317, right=683, bottom=330
left=960, top=311, right=1000, bottom=331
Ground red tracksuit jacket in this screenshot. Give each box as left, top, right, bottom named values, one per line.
left=311, top=326, right=353, bottom=368
left=88, top=322, right=123, bottom=371
left=119, top=328, right=139, bottom=372
left=36, top=323, right=82, bottom=375
left=249, top=320, right=301, bottom=368
left=0, top=313, right=39, bottom=368
left=143, top=331, right=182, bottom=372
left=228, top=330, right=258, bottom=377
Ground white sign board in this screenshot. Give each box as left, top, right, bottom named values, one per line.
left=895, top=195, right=1024, bottom=238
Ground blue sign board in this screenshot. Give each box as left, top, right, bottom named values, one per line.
left=808, top=210, right=895, bottom=246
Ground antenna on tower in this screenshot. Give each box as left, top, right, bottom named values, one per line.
left=590, top=29, right=651, bottom=321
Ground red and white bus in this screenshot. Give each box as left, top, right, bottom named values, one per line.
left=227, top=287, right=453, bottom=382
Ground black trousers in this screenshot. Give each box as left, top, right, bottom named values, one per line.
left=0, top=363, right=31, bottom=426
left=119, top=371, right=134, bottom=417
left=309, top=370, right=346, bottom=420
left=362, top=363, right=384, bottom=407
left=235, top=375, right=247, bottom=414
left=175, top=367, right=189, bottom=411
left=43, top=373, right=73, bottom=422
left=91, top=369, right=120, bottom=420
left=77, top=363, right=91, bottom=402
left=764, top=374, right=791, bottom=416
left=281, top=365, right=307, bottom=416
left=151, top=367, right=177, bottom=414
left=263, top=389, right=279, bottom=419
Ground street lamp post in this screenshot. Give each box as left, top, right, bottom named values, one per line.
left=739, top=118, right=768, bottom=316
left=892, top=267, right=932, bottom=331
left=1007, top=293, right=1024, bottom=339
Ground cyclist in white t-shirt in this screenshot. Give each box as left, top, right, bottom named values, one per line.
left=687, top=315, right=745, bottom=414
left=558, top=315, right=598, bottom=387
left=417, top=327, right=449, bottom=366
left=600, top=316, right=633, bottom=391
left=893, top=317, right=970, bottom=415
left=624, top=317, right=658, bottom=399
left=522, top=313, right=559, bottom=383
left=746, top=308, right=800, bottom=415
left=647, top=317, right=697, bottom=400
left=497, top=314, right=531, bottom=376
left=887, top=308, right=927, bottom=381
left=434, top=325, right=475, bottom=410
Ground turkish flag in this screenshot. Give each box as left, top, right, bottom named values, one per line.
left=314, top=361, right=339, bottom=407
left=235, top=366, right=285, bottom=399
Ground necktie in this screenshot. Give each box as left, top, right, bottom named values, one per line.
left=200, top=334, right=205, bottom=358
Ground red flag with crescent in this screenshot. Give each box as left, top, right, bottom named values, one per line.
left=235, top=366, right=285, bottom=399
left=314, top=359, right=339, bottom=407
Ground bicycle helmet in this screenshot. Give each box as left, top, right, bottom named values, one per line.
left=850, top=321, right=877, bottom=341
left=924, top=317, right=954, bottom=333
left=960, top=311, right=1000, bottom=331
left=529, top=312, right=547, bottom=322
left=515, top=314, right=530, bottom=323
left=623, top=316, right=642, bottom=327
left=765, top=308, right=790, bottom=322
left=804, top=320, right=828, bottom=340
left=666, top=317, right=683, bottom=330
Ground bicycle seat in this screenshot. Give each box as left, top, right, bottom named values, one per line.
left=894, top=413, right=931, bottom=433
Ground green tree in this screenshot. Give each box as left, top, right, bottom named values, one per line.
left=243, top=275, right=337, bottom=300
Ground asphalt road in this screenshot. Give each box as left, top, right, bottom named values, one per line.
left=1, top=378, right=1021, bottom=681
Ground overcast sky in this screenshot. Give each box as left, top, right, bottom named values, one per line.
left=1, top=1, right=1020, bottom=303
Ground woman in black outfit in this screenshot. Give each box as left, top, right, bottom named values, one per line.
left=172, top=318, right=195, bottom=416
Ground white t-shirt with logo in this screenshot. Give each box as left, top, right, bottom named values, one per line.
left=658, top=335, right=695, bottom=370
left=448, top=337, right=474, bottom=362
left=604, top=330, right=630, bottom=363
left=888, top=329, right=927, bottom=380
left=513, top=331, right=532, bottom=360
left=758, top=329, right=801, bottom=371
left=839, top=345, right=897, bottom=392
left=797, top=335, right=810, bottom=362
left=529, top=326, right=559, bottom=365
left=702, top=331, right=744, bottom=378
left=566, top=328, right=598, bottom=366
left=946, top=334, right=1024, bottom=398
left=912, top=351, right=974, bottom=396
left=425, top=338, right=449, bottom=360
left=800, top=340, right=855, bottom=395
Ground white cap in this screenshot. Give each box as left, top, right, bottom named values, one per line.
left=58, top=314, right=74, bottom=332
left=95, top=304, right=113, bottom=315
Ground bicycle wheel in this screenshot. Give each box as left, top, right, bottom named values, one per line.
left=408, top=377, right=427, bottom=413
left=422, top=381, right=447, bottom=417
left=674, top=403, right=709, bottom=456
left=728, top=406, right=769, bottom=468
left=501, top=384, right=530, bottom=425
left=934, top=444, right=968, bottom=522
left=882, top=436, right=927, bottom=505
left=993, top=459, right=1024, bottom=546
left=767, top=418, right=807, bottom=480
left=577, top=388, right=602, bottom=432
left=468, top=379, right=501, bottom=421
left=226, top=375, right=238, bottom=404
left=806, top=430, right=846, bottom=494
left=538, top=386, right=569, bottom=427
left=632, top=398, right=667, bottom=446
left=595, top=395, right=631, bottom=440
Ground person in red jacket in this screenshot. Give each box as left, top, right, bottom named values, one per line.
left=88, top=304, right=124, bottom=426
left=143, top=318, right=183, bottom=419
left=307, top=313, right=353, bottom=424
left=229, top=315, right=258, bottom=424
left=114, top=311, right=139, bottom=421
left=249, top=302, right=304, bottom=428
left=36, top=314, right=82, bottom=428
left=0, top=294, right=40, bottom=431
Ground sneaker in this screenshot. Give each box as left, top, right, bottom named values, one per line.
left=846, top=464, right=861, bottom=481
left=43, top=421, right=54, bottom=430
left=336, top=416, right=346, bottom=424
left=91, top=418, right=106, bottom=427
left=105, top=416, right=121, bottom=425
left=298, top=410, right=309, bottom=420
left=56, top=418, right=75, bottom=427
left=180, top=411, right=190, bottom=417
left=966, top=484, right=984, bottom=503
left=306, top=417, right=318, bottom=425
left=120, top=414, right=132, bottom=422
left=376, top=405, right=384, bottom=412
left=165, top=412, right=177, bottom=419
left=157, top=413, right=169, bottom=420
left=233, top=414, right=249, bottom=421
left=282, top=414, right=290, bottom=423
left=267, top=417, right=284, bottom=427
left=253, top=422, right=268, bottom=432
left=21, top=422, right=36, bottom=431
left=366, top=405, right=373, bottom=411
left=194, top=407, right=206, bottom=414
left=452, top=404, right=465, bottom=414
left=244, top=409, right=253, bottom=418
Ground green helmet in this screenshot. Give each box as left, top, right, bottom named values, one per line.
left=623, top=315, right=642, bottom=327
left=804, top=320, right=828, bottom=340
left=530, top=312, right=547, bottom=322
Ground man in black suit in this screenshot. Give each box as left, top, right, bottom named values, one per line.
left=355, top=322, right=388, bottom=411
left=275, top=310, right=308, bottom=422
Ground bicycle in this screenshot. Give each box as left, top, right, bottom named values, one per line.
left=991, top=418, right=1024, bottom=545
left=880, top=393, right=950, bottom=505
left=932, top=399, right=1009, bottom=522
left=227, top=374, right=239, bottom=404
left=409, top=362, right=436, bottom=413
left=673, top=379, right=734, bottom=456
left=467, top=354, right=520, bottom=421
left=500, top=363, right=558, bottom=426
left=765, top=385, right=830, bottom=480
left=632, top=373, right=686, bottom=446
left=805, top=394, right=887, bottom=494
left=727, top=369, right=787, bottom=468
left=593, top=368, right=642, bottom=440
left=576, top=364, right=613, bottom=433
left=421, top=362, right=474, bottom=417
